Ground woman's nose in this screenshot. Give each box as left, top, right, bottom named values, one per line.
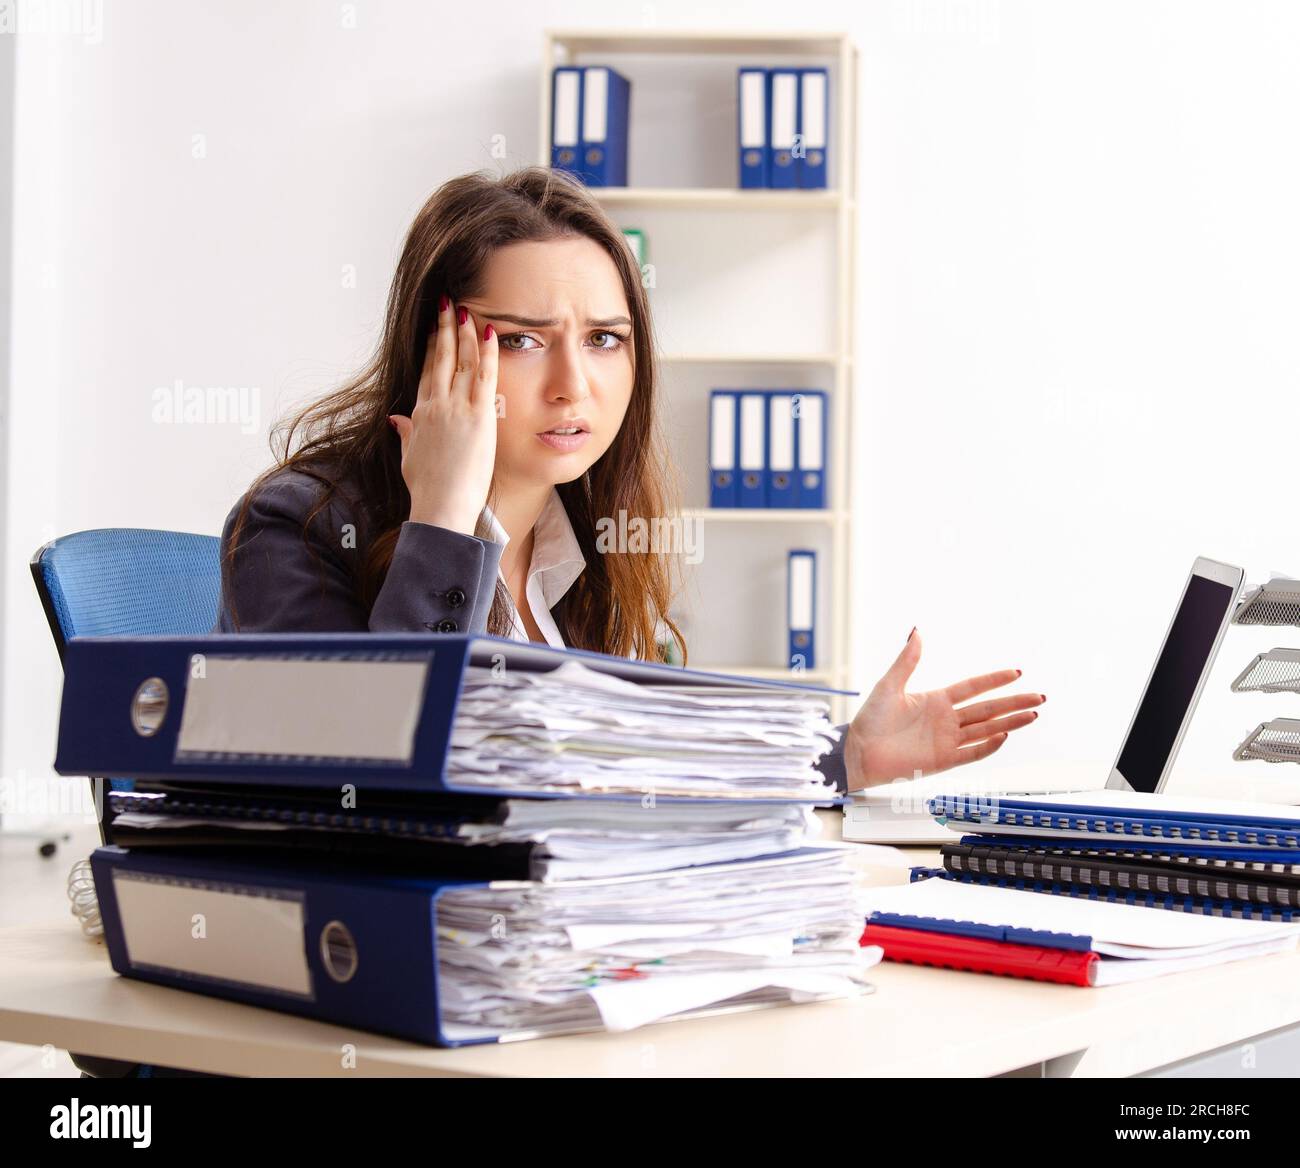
left=544, top=345, right=593, bottom=403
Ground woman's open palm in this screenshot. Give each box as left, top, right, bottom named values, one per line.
left=843, top=629, right=1045, bottom=789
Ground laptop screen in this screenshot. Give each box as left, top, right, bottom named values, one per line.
left=1113, top=573, right=1236, bottom=793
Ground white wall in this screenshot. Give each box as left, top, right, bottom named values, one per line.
left=5, top=1, right=1300, bottom=804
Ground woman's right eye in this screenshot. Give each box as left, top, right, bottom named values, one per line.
left=499, top=333, right=539, bottom=352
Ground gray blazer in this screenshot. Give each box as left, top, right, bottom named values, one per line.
left=215, top=467, right=850, bottom=792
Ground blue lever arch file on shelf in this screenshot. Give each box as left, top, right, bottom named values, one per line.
left=550, top=66, right=583, bottom=178
left=797, top=68, right=829, bottom=189
left=766, top=391, right=797, bottom=508
left=768, top=69, right=799, bottom=189
left=794, top=390, right=827, bottom=509
left=737, top=391, right=767, bottom=508
left=737, top=67, right=769, bottom=188
left=788, top=550, right=817, bottom=671
left=709, top=389, right=739, bottom=507
left=578, top=66, right=630, bottom=187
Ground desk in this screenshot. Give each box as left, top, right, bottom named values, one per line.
left=4, top=814, right=1300, bottom=1077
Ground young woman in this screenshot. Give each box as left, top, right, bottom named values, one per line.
left=216, top=166, right=1044, bottom=791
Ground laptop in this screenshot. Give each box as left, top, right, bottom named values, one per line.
left=843, top=555, right=1246, bottom=843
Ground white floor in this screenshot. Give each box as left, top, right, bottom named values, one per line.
left=0, top=818, right=104, bottom=1077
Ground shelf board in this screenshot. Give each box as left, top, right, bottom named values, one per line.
left=681, top=508, right=837, bottom=523
left=590, top=187, right=846, bottom=210
left=661, top=352, right=843, bottom=366
left=547, top=29, right=851, bottom=56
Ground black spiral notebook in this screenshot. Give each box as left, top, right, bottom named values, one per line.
left=941, top=839, right=1300, bottom=911
left=107, top=783, right=536, bottom=877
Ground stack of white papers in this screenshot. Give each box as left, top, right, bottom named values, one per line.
left=465, top=800, right=823, bottom=881
left=448, top=660, right=842, bottom=799
left=437, top=849, right=879, bottom=1038
left=860, top=877, right=1300, bottom=985
left=109, top=797, right=823, bottom=883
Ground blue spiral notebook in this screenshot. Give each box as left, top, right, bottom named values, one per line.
left=929, top=789, right=1300, bottom=849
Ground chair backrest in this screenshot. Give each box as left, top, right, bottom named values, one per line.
left=31, top=528, right=223, bottom=659
left=31, top=528, right=223, bottom=842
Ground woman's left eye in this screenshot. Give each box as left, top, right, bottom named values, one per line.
left=590, top=331, right=628, bottom=351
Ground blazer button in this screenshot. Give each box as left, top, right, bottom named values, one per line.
left=434, top=618, right=458, bottom=633
left=445, top=587, right=466, bottom=608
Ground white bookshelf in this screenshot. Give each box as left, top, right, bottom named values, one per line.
left=539, top=29, right=859, bottom=723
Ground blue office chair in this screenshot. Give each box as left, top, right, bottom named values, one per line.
left=30, top=528, right=223, bottom=1079
left=31, top=528, right=223, bottom=656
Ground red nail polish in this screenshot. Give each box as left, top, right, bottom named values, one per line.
left=907, top=626, right=915, bottom=643
left=1015, top=669, right=1022, bottom=678
left=439, top=293, right=448, bottom=313
left=1040, top=693, right=1047, bottom=702
left=484, top=324, right=494, bottom=341
left=457, top=306, right=467, bottom=326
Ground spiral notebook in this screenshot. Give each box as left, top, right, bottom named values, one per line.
left=929, top=789, right=1300, bottom=849
left=938, top=840, right=1300, bottom=912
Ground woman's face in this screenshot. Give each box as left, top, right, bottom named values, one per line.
left=460, top=236, right=635, bottom=490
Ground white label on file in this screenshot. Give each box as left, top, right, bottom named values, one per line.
left=801, top=71, right=827, bottom=148
left=176, top=656, right=429, bottom=763
left=770, top=72, right=797, bottom=149
left=739, top=394, right=765, bottom=469
left=769, top=394, right=795, bottom=471
left=790, top=555, right=814, bottom=630
left=113, top=870, right=312, bottom=997
left=553, top=70, right=579, bottom=147
left=711, top=394, right=736, bottom=469
left=798, top=393, right=824, bottom=470
left=583, top=67, right=608, bottom=143
left=740, top=71, right=766, bottom=148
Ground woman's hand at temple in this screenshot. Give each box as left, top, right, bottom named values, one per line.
left=841, top=628, right=1046, bottom=791
left=390, top=294, right=499, bottom=536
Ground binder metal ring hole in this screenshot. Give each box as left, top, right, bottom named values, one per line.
left=320, top=920, right=359, bottom=984
left=129, top=677, right=169, bottom=738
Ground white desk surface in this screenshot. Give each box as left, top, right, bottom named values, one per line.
left=5, top=804, right=1300, bottom=1077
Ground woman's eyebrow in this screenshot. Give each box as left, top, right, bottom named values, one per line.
left=483, top=311, right=632, bottom=328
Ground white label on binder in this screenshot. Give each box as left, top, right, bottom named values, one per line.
left=739, top=393, right=765, bottom=470
left=583, top=67, right=608, bottom=143
left=176, top=656, right=428, bottom=763
left=740, top=70, right=766, bottom=148
left=798, top=393, right=824, bottom=470
left=711, top=394, right=736, bottom=469
left=771, top=72, right=797, bottom=149
left=801, top=71, right=827, bottom=148
left=114, top=871, right=312, bottom=997
left=790, top=554, right=814, bottom=630
left=769, top=394, right=795, bottom=472
left=554, top=70, right=580, bottom=147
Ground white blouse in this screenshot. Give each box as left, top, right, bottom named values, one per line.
left=481, top=487, right=586, bottom=648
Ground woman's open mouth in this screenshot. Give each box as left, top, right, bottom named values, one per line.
left=536, top=420, right=591, bottom=452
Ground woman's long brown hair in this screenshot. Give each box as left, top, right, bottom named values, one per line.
left=224, top=166, right=687, bottom=663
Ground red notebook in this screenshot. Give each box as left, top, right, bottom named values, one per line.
left=861, top=922, right=1099, bottom=986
